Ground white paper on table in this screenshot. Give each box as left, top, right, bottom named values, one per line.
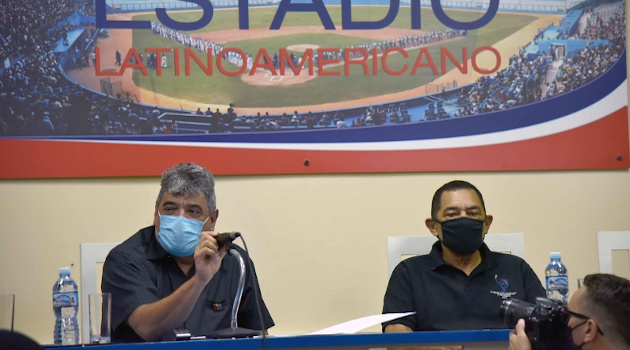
left=309, top=312, right=416, bottom=335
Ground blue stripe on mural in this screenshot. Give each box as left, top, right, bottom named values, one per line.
left=17, top=49, right=626, bottom=144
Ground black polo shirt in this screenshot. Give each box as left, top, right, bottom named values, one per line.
left=102, top=226, right=274, bottom=342
left=382, top=241, right=545, bottom=331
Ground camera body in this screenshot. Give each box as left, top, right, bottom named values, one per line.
left=500, top=297, right=571, bottom=350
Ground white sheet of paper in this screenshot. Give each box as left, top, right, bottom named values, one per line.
left=309, top=312, right=416, bottom=335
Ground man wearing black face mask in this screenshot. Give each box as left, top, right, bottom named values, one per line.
left=509, top=273, right=630, bottom=350
left=382, top=180, right=545, bottom=332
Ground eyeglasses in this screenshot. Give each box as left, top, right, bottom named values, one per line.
left=565, top=309, right=605, bottom=335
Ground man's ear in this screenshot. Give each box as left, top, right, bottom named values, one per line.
left=207, top=209, right=219, bottom=231
left=583, top=319, right=599, bottom=343
left=152, top=206, right=160, bottom=227
left=483, top=215, right=493, bottom=232
left=426, top=218, right=439, bottom=237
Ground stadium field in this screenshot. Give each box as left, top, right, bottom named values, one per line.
left=71, top=6, right=559, bottom=112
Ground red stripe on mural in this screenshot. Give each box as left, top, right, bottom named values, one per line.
left=0, top=108, right=628, bottom=179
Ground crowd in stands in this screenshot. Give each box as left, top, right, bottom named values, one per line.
left=0, top=0, right=82, bottom=62
left=449, top=1, right=625, bottom=118
left=0, top=0, right=173, bottom=136
left=453, top=48, right=549, bottom=116
left=0, top=0, right=625, bottom=137
left=357, top=103, right=410, bottom=126
left=185, top=102, right=412, bottom=132
left=553, top=3, right=625, bottom=95
left=191, top=107, right=343, bottom=131
left=81, top=5, right=97, bottom=18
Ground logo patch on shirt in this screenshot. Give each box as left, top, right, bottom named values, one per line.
left=490, top=274, right=516, bottom=299
left=212, top=302, right=224, bottom=311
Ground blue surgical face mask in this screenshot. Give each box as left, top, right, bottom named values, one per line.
left=157, top=213, right=210, bottom=257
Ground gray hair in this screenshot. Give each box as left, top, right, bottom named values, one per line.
left=156, top=163, right=216, bottom=213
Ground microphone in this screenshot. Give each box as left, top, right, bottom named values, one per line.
left=216, top=231, right=240, bottom=248
left=208, top=232, right=263, bottom=339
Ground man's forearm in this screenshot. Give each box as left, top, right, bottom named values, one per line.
left=127, top=274, right=207, bottom=341
left=384, top=324, right=413, bottom=333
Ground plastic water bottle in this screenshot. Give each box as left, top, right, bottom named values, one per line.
left=53, top=267, right=80, bottom=345
left=545, top=252, right=569, bottom=305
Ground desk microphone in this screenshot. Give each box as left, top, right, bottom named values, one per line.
left=175, top=231, right=251, bottom=341
left=208, top=232, right=262, bottom=339
left=217, top=231, right=240, bottom=248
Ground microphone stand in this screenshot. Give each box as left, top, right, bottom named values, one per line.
left=208, top=249, right=262, bottom=339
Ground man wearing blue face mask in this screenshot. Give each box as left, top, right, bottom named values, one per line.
left=102, top=163, right=274, bottom=342
left=382, top=180, right=545, bottom=332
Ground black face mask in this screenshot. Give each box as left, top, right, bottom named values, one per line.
left=565, top=321, right=588, bottom=350
left=437, top=217, right=485, bottom=255
left=563, top=309, right=605, bottom=350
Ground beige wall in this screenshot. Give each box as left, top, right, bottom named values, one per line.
left=2, top=3, right=630, bottom=345
left=1, top=171, right=630, bottom=344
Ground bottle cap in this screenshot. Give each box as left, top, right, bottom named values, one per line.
left=550, top=252, right=561, bottom=259
left=59, top=267, right=71, bottom=276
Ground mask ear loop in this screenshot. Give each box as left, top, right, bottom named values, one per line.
left=568, top=320, right=588, bottom=350
left=564, top=310, right=605, bottom=335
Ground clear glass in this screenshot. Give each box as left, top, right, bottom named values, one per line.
left=89, top=293, right=112, bottom=344
left=0, top=293, right=15, bottom=331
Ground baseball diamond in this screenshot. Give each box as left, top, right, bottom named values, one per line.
left=68, top=4, right=561, bottom=115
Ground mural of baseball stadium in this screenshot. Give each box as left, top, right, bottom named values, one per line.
left=0, top=0, right=628, bottom=178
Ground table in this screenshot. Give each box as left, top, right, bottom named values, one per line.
left=45, top=330, right=510, bottom=350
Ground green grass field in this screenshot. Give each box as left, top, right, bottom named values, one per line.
left=130, top=7, right=538, bottom=108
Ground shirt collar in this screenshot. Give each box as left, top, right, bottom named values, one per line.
left=428, top=241, right=446, bottom=269
left=145, top=226, right=169, bottom=260
left=428, top=240, right=496, bottom=271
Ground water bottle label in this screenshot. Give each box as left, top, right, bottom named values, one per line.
left=61, top=307, right=76, bottom=317
left=53, top=292, right=79, bottom=307
left=546, top=276, right=569, bottom=291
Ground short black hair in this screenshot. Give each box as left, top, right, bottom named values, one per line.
left=582, top=273, right=630, bottom=348
left=431, top=180, right=486, bottom=220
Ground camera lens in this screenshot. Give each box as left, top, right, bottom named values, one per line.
left=500, top=299, right=536, bottom=327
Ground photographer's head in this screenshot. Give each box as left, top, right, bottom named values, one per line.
left=509, top=273, right=630, bottom=350
left=567, top=273, right=630, bottom=350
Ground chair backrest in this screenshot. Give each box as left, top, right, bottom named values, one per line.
left=80, top=242, right=120, bottom=344
left=597, top=231, right=630, bottom=274
left=387, top=233, right=525, bottom=277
